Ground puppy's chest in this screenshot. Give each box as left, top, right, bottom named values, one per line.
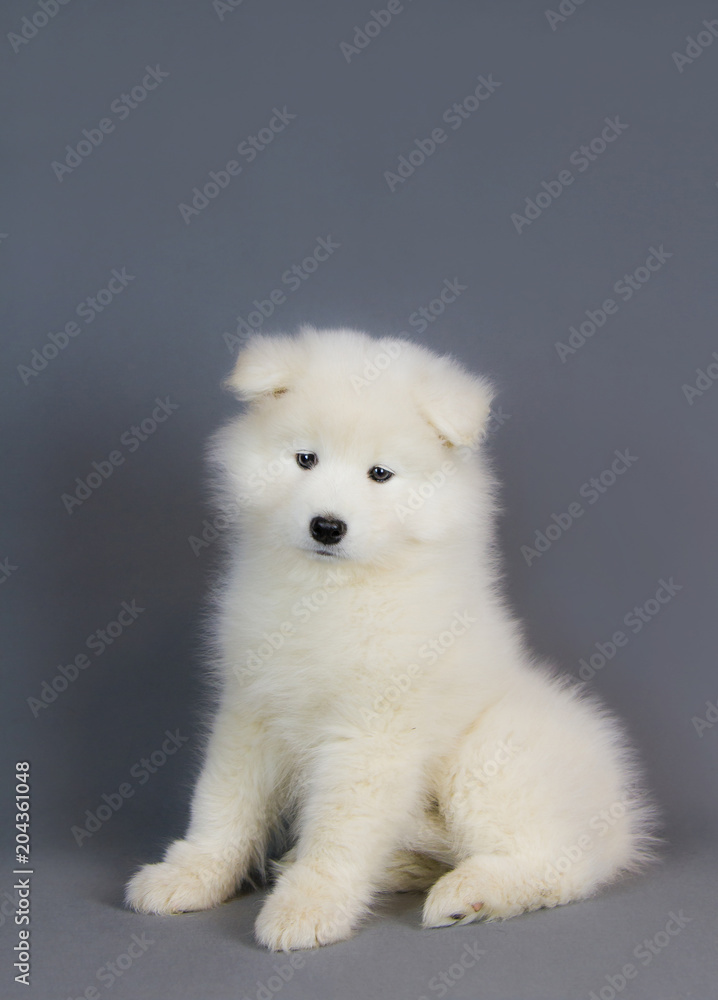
left=242, top=587, right=430, bottom=705
left=252, top=588, right=404, bottom=669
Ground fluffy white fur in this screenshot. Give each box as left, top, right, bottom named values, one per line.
left=126, top=327, right=658, bottom=950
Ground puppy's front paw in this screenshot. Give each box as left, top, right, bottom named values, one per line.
left=125, top=839, right=240, bottom=915
left=255, top=866, right=360, bottom=950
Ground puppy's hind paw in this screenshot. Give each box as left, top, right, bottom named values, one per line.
left=423, top=864, right=492, bottom=928
left=423, top=854, right=552, bottom=927
left=424, top=882, right=485, bottom=927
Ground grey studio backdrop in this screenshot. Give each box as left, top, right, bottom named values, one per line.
left=2, top=1, right=717, bottom=998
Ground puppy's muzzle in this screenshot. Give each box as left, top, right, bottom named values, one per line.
left=310, top=516, right=347, bottom=546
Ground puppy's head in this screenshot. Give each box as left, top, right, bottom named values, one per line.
left=211, top=327, right=495, bottom=566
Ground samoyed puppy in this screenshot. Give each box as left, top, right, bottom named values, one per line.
left=126, top=326, right=657, bottom=950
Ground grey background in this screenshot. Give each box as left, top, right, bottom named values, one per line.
left=2, top=0, right=717, bottom=997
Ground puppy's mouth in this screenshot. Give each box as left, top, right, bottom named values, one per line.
left=303, top=545, right=346, bottom=560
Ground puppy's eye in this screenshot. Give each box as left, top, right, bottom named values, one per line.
left=296, top=452, right=318, bottom=470
left=368, top=466, right=394, bottom=483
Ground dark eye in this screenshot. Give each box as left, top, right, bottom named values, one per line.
left=368, top=466, right=394, bottom=483
left=296, top=452, right=318, bottom=469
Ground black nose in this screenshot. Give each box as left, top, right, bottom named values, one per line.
left=310, top=516, right=347, bottom=546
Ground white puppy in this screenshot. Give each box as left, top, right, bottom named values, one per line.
left=126, top=327, right=658, bottom=950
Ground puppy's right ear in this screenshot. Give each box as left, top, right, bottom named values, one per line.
left=223, top=335, right=297, bottom=401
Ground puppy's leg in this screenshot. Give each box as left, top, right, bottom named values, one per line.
left=380, top=851, right=451, bottom=892
left=422, top=691, right=656, bottom=928
left=126, top=709, right=280, bottom=915
left=276, top=813, right=453, bottom=893
left=423, top=853, right=572, bottom=927
left=255, top=736, right=424, bottom=950
left=378, top=804, right=457, bottom=891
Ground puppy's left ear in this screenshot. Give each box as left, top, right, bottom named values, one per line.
left=223, top=335, right=298, bottom=401
left=417, top=354, right=495, bottom=447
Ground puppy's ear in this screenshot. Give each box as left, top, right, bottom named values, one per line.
left=224, top=335, right=298, bottom=401
left=417, top=354, right=495, bottom=447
